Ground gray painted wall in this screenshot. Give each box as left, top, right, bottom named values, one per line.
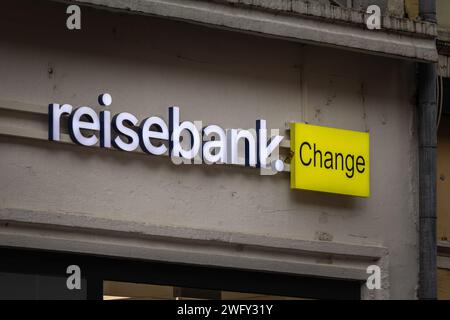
left=0, top=1, right=418, bottom=298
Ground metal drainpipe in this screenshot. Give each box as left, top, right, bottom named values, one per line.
left=418, top=0, right=437, bottom=300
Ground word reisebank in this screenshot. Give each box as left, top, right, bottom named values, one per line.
left=48, top=93, right=285, bottom=174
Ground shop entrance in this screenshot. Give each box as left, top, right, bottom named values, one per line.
left=0, top=247, right=361, bottom=300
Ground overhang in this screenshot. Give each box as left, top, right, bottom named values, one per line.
left=59, top=0, right=438, bottom=62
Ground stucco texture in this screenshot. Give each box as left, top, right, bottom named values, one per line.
left=0, top=1, right=419, bottom=298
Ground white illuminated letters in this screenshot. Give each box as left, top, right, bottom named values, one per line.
left=203, top=125, right=227, bottom=164
left=257, top=119, right=284, bottom=170
left=48, top=103, right=73, bottom=141
left=100, top=110, right=111, bottom=148
left=48, top=94, right=285, bottom=174
left=112, top=112, right=139, bottom=152
left=139, top=116, right=168, bottom=155
left=169, top=106, right=201, bottom=160
left=227, top=129, right=257, bottom=167
left=68, top=106, right=100, bottom=146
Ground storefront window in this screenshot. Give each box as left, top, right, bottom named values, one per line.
left=103, top=281, right=303, bottom=300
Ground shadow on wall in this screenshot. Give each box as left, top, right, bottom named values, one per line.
left=1, top=134, right=363, bottom=215
left=289, top=187, right=362, bottom=211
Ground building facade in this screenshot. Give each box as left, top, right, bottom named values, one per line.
left=0, top=0, right=441, bottom=299
left=436, top=0, right=450, bottom=301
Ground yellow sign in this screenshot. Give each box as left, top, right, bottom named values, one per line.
left=290, top=123, right=370, bottom=197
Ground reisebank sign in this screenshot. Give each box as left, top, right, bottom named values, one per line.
left=48, top=93, right=370, bottom=197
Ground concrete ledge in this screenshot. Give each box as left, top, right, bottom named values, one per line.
left=227, top=0, right=433, bottom=36
left=0, top=207, right=388, bottom=283
left=58, top=0, right=437, bottom=62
